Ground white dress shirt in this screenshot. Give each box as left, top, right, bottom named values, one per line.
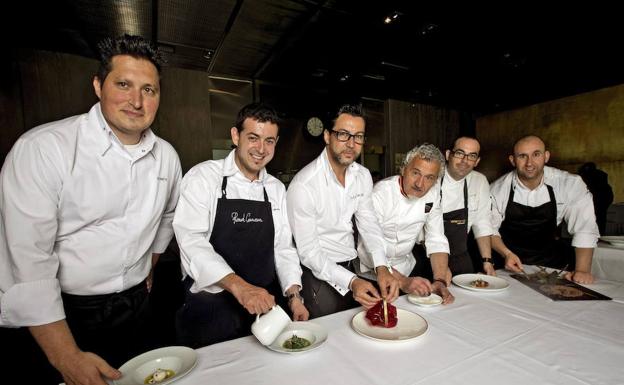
left=357, top=175, right=449, bottom=276
left=173, top=150, right=302, bottom=295
left=441, top=169, right=494, bottom=238
left=0, top=103, right=182, bottom=327
left=286, top=148, right=388, bottom=295
left=490, top=166, right=599, bottom=248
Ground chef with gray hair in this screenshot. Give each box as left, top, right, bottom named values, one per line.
left=358, top=143, right=454, bottom=304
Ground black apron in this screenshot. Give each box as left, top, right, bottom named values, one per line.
left=442, top=178, right=474, bottom=275
left=176, top=176, right=281, bottom=348
left=499, top=182, right=570, bottom=268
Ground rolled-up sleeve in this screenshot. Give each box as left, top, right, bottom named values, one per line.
left=424, top=190, right=450, bottom=256
left=0, top=138, right=66, bottom=327
left=273, top=188, right=302, bottom=295
left=563, top=176, right=599, bottom=248
left=471, top=175, right=495, bottom=238
left=287, top=182, right=355, bottom=294
left=173, top=169, right=233, bottom=293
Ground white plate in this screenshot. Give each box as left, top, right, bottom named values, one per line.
left=114, top=346, right=197, bottom=385
left=600, top=236, right=624, bottom=248
left=452, top=274, right=510, bottom=292
left=266, top=321, right=328, bottom=354
left=351, top=308, right=428, bottom=341
left=407, top=293, right=443, bottom=307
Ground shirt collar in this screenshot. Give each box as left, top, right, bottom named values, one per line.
left=90, top=103, right=157, bottom=159
left=223, top=149, right=267, bottom=183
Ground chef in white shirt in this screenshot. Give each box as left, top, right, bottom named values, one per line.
left=173, top=103, right=308, bottom=348
left=440, top=136, right=496, bottom=276
left=357, top=143, right=454, bottom=304
left=0, top=35, right=182, bottom=385
left=490, top=135, right=599, bottom=284
left=287, top=104, right=399, bottom=319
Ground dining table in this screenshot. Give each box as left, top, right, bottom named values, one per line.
left=175, top=268, right=624, bottom=385
left=592, top=241, right=624, bottom=282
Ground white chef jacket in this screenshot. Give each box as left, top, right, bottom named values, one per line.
left=286, top=148, right=388, bottom=295
left=357, top=175, right=449, bottom=276
left=441, top=169, right=494, bottom=238
left=490, top=166, right=599, bottom=248
left=0, top=103, right=182, bottom=327
left=173, top=150, right=302, bottom=295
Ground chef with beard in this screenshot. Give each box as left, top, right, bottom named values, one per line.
left=357, top=143, right=454, bottom=304
left=173, top=103, right=308, bottom=348
left=490, top=135, right=599, bottom=284
left=439, top=136, right=495, bottom=276
left=287, top=104, right=400, bottom=318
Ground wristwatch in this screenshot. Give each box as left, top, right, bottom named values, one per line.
left=287, top=291, right=304, bottom=304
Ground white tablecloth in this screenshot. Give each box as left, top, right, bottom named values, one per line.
left=176, top=270, right=624, bottom=385
left=592, top=242, right=624, bottom=282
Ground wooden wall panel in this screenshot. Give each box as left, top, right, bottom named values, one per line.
left=0, top=57, right=24, bottom=163
left=477, top=85, right=624, bottom=202
left=384, top=100, right=460, bottom=175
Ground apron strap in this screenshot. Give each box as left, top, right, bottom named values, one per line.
left=440, top=176, right=469, bottom=210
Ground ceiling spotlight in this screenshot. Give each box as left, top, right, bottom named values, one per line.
left=384, top=11, right=401, bottom=24
left=339, top=74, right=351, bottom=82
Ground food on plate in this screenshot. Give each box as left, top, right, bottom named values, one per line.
left=523, top=265, right=567, bottom=284
left=282, top=334, right=312, bottom=349
left=365, top=300, right=398, bottom=328
left=144, top=368, right=175, bottom=384
left=539, top=284, right=584, bottom=298
left=470, top=278, right=489, bottom=288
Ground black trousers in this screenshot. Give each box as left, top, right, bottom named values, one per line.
left=0, top=280, right=153, bottom=385
left=301, top=262, right=360, bottom=319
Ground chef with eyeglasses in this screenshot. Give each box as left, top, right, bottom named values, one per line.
left=435, top=136, right=495, bottom=281
left=287, top=104, right=399, bottom=319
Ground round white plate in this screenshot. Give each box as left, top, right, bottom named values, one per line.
left=266, top=321, right=328, bottom=354
left=351, top=308, right=428, bottom=342
left=114, top=346, right=197, bottom=385
left=452, top=274, right=510, bottom=292
left=407, top=293, right=443, bottom=307
left=600, top=236, right=624, bottom=248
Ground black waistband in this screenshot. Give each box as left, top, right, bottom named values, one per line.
left=337, top=259, right=356, bottom=272
left=61, top=280, right=147, bottom=305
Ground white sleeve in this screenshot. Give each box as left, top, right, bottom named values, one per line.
left=0, top=138, right=65, bottom=326
left=424, top=188, right=450, bottom=255
left=150, top=152, right=182, bottom=253
left=471, top=175, right=495, bottom=238
left=273, top=186, right=303, bottom=295
left=562, top=176, right=600, bottom=248
left=354, top=172, right=389, bottom=269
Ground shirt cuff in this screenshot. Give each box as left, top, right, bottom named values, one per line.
left=330, top=267, right=356, bottom=295
left=278, top=274, right=303, bottom=296
left=571, top=233, right=599, bottom=249
left=472, top=224, right=494, bottom=239
left=370, top=250, right=389, bottom=271
left=425, top=242, right=450, bottom=256
left=0, top=279, right=65, bottom=327
left=188, top=260, right=234, bottom=294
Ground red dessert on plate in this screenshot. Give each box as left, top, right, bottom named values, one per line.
left=365, top=300, right=398, bottom=328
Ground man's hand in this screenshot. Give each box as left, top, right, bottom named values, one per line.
left=286, top=285, right=309, bottom=321
left=30, top=321, right=120, bottom=385
left=376, top=266, right=400, bottom=302
left=351, top=278, right=381, bottom=308
left=565, top=270, right=594, bottom=284
left=504, top=252, right=523, bottom=272
left=288, top=297, right=309, bottom=321
left=483, top=262, right=497, bottom=276
left=221, top=274, right=275, bottom=314
left=56, top=351, right=121, bottom=385
left=432, top=280, right=455, bottom=305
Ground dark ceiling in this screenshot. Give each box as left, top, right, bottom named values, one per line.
left=5, top=0, right=624, bottom=114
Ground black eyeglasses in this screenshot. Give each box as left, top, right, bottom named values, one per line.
left=451, top=150, right=479, bottom=162
left=330, top=129, right=366, bottom=144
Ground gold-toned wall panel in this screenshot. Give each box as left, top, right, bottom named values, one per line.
left=477, top=85, right=624, bottom=202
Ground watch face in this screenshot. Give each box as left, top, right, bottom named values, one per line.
left=306, top=117, right=324, bottom=137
